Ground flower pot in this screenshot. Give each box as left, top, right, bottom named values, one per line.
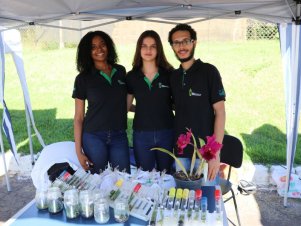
left=173, top=174, right=205, bottom=190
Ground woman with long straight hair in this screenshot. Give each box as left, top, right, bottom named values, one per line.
left=126, top=30, right=174, bottom=173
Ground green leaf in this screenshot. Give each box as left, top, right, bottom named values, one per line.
left=198, top=138, right=205, bottom=147
left=190, top=131, right=198, bottom=176
left=151, top=147, right=189, bottom=179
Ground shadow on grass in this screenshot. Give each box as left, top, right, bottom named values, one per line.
left=1, top=108, right=73, bottom=154
left=1, top=109, right=135, bottom=155
left=241, top=123, right=301, bottom=165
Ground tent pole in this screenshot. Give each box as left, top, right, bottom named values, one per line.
left=24, top=104, right=34, bottom=166
left=0, top=125, right=11, bottom=192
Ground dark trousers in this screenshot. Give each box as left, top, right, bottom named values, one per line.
left=133, top=129, right=174, bottom=173
left=82, top=130, right=130, bottom=174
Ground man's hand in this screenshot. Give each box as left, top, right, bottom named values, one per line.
left=77, top=152, right=93, bottom=171
left=207, top=154, right=220, bottom=181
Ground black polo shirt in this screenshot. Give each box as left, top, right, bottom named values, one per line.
left=72, top=64, right=127, bottom=132
left=126, top=68, right=174, bottom=131
left=170, top=59, right=226, bottom=157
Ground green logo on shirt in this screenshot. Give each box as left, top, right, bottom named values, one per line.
left=118, top=80, right=125, bottom=85
left=219, top=89, right=225, bottom=96
left=158, top=82, right=169, bottom=88
left=189, top=88, right=202, bottom=97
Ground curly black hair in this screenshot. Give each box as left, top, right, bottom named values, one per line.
left=76, top=31, right=118, bottom=73
left=168, top=24, right=197, bottom=45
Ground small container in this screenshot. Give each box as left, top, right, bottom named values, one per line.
left=94, top=197, right=110, bottom=224
left=64, top=189, right=79, bottom=219
left=114, top=196, right=129, bottom=223
left=35, top=188, right=48, bottom=210
left=79, top=190, right=94, bottom=218
left=47, top=187, right=63, bottom=214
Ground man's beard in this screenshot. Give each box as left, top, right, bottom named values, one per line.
left=176, top=47, right=195, bottom=63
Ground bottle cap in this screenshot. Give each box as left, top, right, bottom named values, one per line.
left=215, top=189, right=221, bottom=199
left=115, top=179, right=123, bottom=187
left=176, top=188, right=183, bottom=199
left=195, top=189, right=202, bottom=199
left=183, top=189, right=189, bottom=199
left=134, top=183, right=141, bottom=193
left=188, top=190, right=195, bottom=199
left=169, top=187, right=176, bottom=198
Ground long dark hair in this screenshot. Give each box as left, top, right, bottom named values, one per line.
left=132, top=30, right=173, bottom=70
left=76, top=31, right=118, bottom=73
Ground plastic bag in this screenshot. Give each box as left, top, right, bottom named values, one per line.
left=271, top=169, right=301, bottom=198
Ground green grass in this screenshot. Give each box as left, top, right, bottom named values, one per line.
left=2, top=40, right=301, bottom=165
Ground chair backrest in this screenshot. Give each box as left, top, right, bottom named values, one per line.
left=220, top=135, right=243, bottom=168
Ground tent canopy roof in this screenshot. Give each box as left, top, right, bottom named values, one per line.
left=0, top=0, right=299, bottom=31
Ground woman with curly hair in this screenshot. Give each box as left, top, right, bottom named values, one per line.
left=72, top=31, right=130, bottom=174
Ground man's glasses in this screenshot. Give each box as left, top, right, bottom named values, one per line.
left=171, top=39, right=194, bottom=48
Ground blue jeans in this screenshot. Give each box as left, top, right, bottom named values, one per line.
left=133, top=129, right=174, bottom=173
left=175, top=158, right=219, bottom=186
left=82, top=130, right=130, bottom=174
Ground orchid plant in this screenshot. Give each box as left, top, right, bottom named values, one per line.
left=152, top=128, right=223, bottom=180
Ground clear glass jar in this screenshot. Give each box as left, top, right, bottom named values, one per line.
left=94, top=197, right=110, bottom=224
left=64, top=189, right=79, bottom=219
left=114, top=196, right=129, bottom=223
left=79, top=190, right=94, bottom=218
left=47, top=187, right=63, bottom=214
left=35, top=188, right=48, bottom=210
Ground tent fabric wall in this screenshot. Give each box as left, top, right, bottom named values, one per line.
left=0, top=0, right=298, bottom=31
left=279, top=23, right=301, bottom=206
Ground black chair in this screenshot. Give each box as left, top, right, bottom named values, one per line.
left=219, top=135, right=243, bottom=226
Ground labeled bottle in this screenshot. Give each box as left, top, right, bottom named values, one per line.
left=187, top=190, right=195, bottom=219
left=201, top=196, right=207, bottom=223
left=167, top=187, right=176, bottom=210
left=194, top=189, right=202, bottom=211
left=215, top=189, right=222, bottom=221
left=174, top=188, right=183, bottom=211
left=109, top=179, right=124, bottom=201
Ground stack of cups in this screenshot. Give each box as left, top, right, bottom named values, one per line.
left=64, top=189, right=80, bottom=219
left=94, top=189, right=110, bottom=224
left=47, top=187, right=63, bottom=214
left=79, top=190, right=94, bottom=218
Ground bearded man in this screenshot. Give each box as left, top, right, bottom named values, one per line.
left=168, top=24, right=226, bottom=183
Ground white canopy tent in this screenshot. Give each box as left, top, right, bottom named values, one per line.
left=0, top=0, right=300, bottom=206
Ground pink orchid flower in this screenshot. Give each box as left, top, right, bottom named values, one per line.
left=199, top=134, right=223, bottom=161
left=177, top=129, right=192, bottom=154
